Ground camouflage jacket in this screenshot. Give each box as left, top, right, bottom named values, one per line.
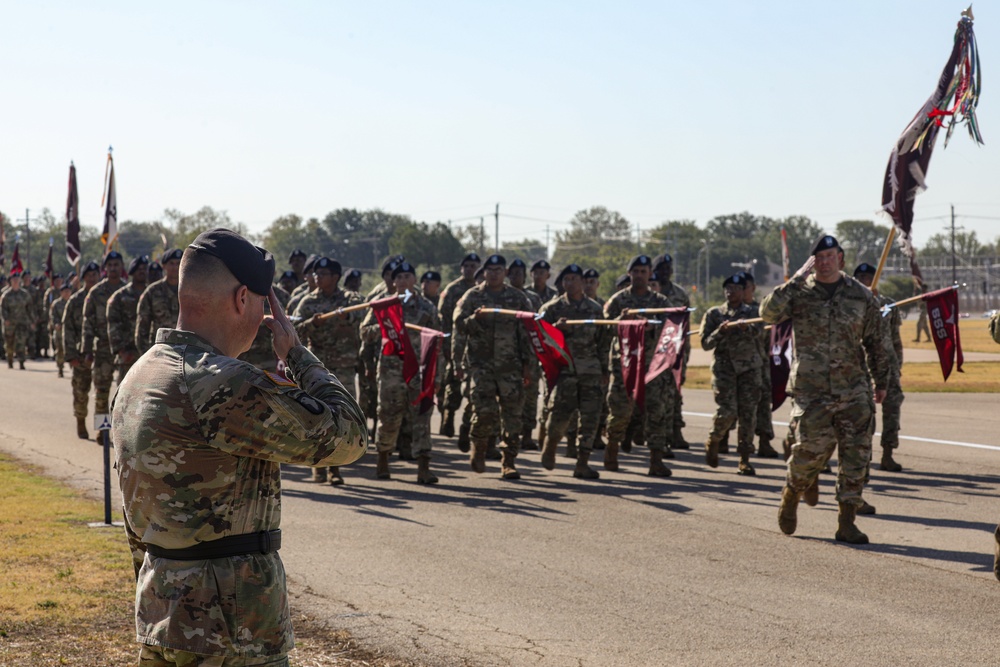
left=760, top=272, right=888, bottom=401
left=438, top=277, right=476, bottom=356
left=518, top=287, right=543, bottom=312
left=135, top=279, right=179, bottom=353
left=360, top=292, right=441, bottom=374
left=49, top=296, right=68, bottom=333
left=83, top=278, right=126, bottom=357
left=293, top=288, right=365, bottom=370
left=658, top=280, right=690, bottom=308
left=61, top=285, right=92, bottom=362
left=285, top=285, right=315, bottom=317
left=0, top=287, right=34, bottom=327
left=604, top=287, right=671, bottom=367
left=111, top=330, right=368, bottom=658
left=699, top=302, right=763, bottom=376
left=527, top=283, right=558, bottom=305
left=107, top=282, right=146, bottom=361
left=26, top=284, right=44, bottom=324
left=453, top=284, right=534, bottom=375
left=876, top=293, right=903, bottom=370
left=990, top=310, right=1000, bottom=344
left=540, top=294, right=610, bottom=377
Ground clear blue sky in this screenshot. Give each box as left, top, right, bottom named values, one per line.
left=4, top=1, right=996, bottom=252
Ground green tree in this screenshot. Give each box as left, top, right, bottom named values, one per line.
left=164, top=206, right=245, bottom=249
left=455, top=223, right=490, bottom=257
left=551, top=206, right=635, bottom=299
left=117, top=220, right=173, bottom=259
left=259, top=214, right=334, bottom=268
left=835, top=219, right=899, bottom=269
left=388, top=222, right=464, bottom=271
left=500, top=238, right=547, bottom=265
left=322, top=208, right=413, bottom=270
left=921, top=230, right=983, bottom=258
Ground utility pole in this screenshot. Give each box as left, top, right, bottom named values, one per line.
left=950, top=204, right=957, bottom=284
left=16, top=208, right=38, bottom=271
left=635, top=221, right=641, bottom=253
left=479, top=217, right=485, bottom=256
left=545, top=225, right=550, bottom=259
left=494, top=203, right=499, bottom=254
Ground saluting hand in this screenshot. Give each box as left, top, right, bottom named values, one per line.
left=264, top=288, right=302, bottom=361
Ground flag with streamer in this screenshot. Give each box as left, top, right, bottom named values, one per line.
left=10, top=242, right=23, bottom=276
left=0, top=216, right=6, bottom=269
left=617, top=320, right=647, bottom=408
left=370, top=296, right=419, bottom=383
left=516, top=312, right=574, bottom=389
left=414, top=329, right=444, bottom=414
left=44, top=240, right=53, bottom=279
left=768, top=319, right=794, bottom=410
left=645, top=307, right=689, bottom=390
left=922, top=286, right=964, bottom=380
left=881, top=10, right=982, bottom=278
left=101, top=150, right=118, bottom=253
left=66, top=163, right=82, bottom=265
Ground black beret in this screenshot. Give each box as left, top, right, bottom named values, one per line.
left=67, top=271, right=77, bottom=279
left=508, top=258, right=527, bottom=270
left=615, top=274, right=631, bottom=289
left=289, top=249, right=307, bottom=262
left=649, top=272, right=661, bottom=283
left=127, top=255, right=150, bottom=275
left=188, top=228, right=276, bottom=296
left=627, top=255, right=652, bottom=271
left=811, top=234, right=841, bottom=255
left=303, top=254, right=319, bottom=273
left=531, top=259, right=551, bottom=271
left=9, top=269, right=22, bottom=277
left=723, top=273, right=745, bottom=288
left=484, top=254, right=506, bottom=268
left=59, top=282, right=73, bottom=291
left=583, top=268, right=600, bottom=279
left=102, top=251, right=123, bottom=267
left=659, top=253, right=673, bottom=264
left=81, top=261, right=101, bottom=276
left=279, top=270, right=297, bottom=282
left=344, top=269, right=362, bottom=281
left=314, top=257, right=342, bottom=275
left=461, top=252, right=481, bottom=266
left=854, top=263, right=876, bottom=277
left=382, top=256, right=404, bottom=274
left=739, top=271, right=756, bottom=283
left=474, top=266, right=486, bottom=280
left=52, top=272, right=63, bottom=279
left=148, top=262, right=162, bottom=272
left=161, top=248, right=183, bottom=264
left=392, top=261, right=417, bottom=279
left=421, top=270, right=441, bottom=282
left=560, top=263, right=584, bottom=279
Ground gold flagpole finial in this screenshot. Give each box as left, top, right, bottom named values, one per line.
left=962, top=5, right=974, bottom=20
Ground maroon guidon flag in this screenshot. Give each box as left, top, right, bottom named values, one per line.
left=881, top=11, right=982, bottom=278
left=44, top=240, right=54, bottom=279
left=516, top=312, right=574, bottom=389
left=617, top=320, right=647, bottom=409
left=66, top=162, right=82, bottom=265
left=414, top=329, right=444, bottom=415
left=9, top=242, right=24, bottom=276
left=768, top=320, right=794, bottom=410
left=645, top=307, right=689, bottom=391
left=0, top=215, right=6, bottom=269
left=922, top=286, right=964, bottom=381
left=370, top=295, right=419, bottom=383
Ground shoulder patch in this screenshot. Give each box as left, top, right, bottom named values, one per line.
left=263, top=370, right=297, bottom=388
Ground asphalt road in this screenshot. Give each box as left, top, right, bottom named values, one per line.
left=3, top=359, right=1000, bottom=666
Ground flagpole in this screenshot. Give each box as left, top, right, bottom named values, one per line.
left=313, top=297, right=397, bottom=322
left=870, top=225, right=897, bottom=295
left=405, top=323, right=448, bottom=336
left=881, top=283, right=962, bottom=311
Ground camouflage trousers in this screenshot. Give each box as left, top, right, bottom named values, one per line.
left=710, top=368, right=761, bottom=456
left=36, top=322, right=48, bottom=353
left=545, top=374, right=604, bottom=452
left=877, top=373, right=904, bottom=450
left=787, top=393, right=874, bottom=508
left=606, top=367, right=676, bottom=452
left=71, top=364, right=93, bottom=419
left=51, top=331, right=65, bottom=370
left=756, top=360, right=774, bottom=439
left=138, top=644, right=288, bottom=666
left=521, top=362, right=540, bottom=431
left=92, top=352, right=118, bottom=415
left=441, top=361, right=464, bottom=413
left=3, top=324, right=30, bottom=361
left=469, top=367, right=524, bottom=453
left=376, top=361, right=430, bottom=457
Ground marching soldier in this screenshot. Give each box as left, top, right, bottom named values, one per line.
left=289, top=248, right=308, bottom=285
left=63, top=261, right=102, bottom=439
left=146, top=260, right=163, bottom=284
left=286, top=255, right=318, bottom=315
left=527, top=259, right=558, bottom=304
left=107, top=255, right=149, bottom=378
left=741, top=272, right=780, bottom=458
left=421, top=270, right=442, bottom=307
left=49, top=283, right=73, bottom=377
left=82, top=251, right=127, bottom=433
left=135, top=248, right=182, bottom=354
left=653, top=254, right=692, bottom=453
left=437, top=252, right=481, bottom=439
left=508, top=258, right=543, bottom=451
left=1, top=270, right=35, bottom=370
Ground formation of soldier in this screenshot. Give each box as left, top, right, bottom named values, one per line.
left=3, top=231, right=917, bottom=541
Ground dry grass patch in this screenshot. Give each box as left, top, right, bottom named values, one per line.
left=900, top=318, right=998, bottom=354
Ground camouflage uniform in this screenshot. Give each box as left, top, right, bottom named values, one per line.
left=0, top=286, right=34, bottom=363
left=111, top=330, right=368, bottom=663
left=293, top=288, right=365, bottom=397
left=603, top=287, right=676, bottom=454
left=658, top=280, right=691, bottom=446
left=238, top=286, right=290, bottom=372
left=517, top=288, right=543, bottom=442
left=438, top=277, right=478, bottom=417
left=107, top=281, right=146, bottom=378
left=49, top=295, right=68, bottom=374
left=700, top=302, right=763, bottom=457
left=29, top=281, right=46, bottom=356
left=63, top=285, right=94, bottom=420
left=540, top=294, right=610, bottom=452
left=873, top=293, right=904, bottom=453
left=83, top=278, right=127, bottom=415
left=526, top=284, right=558, bottom=305
left=991, top=310, right=1000, bottom=344
left=453, top=284, right=533, bottom=454
left=357, top=283, right=390, bottom=420
left=760, top=273, right=888, bottom=507
left=135, top=278, right=179, bottom=354
left=750, top=301, right=775, bottom=443
left=361, top=293, right=440, bottom=457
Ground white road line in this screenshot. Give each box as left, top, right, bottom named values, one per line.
left=682, top=411, right=1000, bottom=452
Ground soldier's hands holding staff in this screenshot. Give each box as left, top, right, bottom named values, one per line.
left=263, top=288, right=302, bottom=361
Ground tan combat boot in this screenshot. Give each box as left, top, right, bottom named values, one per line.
left=416, top=455, right=438, bottom=485
left=603, top=440, right=620, bottom=471
left=470, top=439, right=487, bottom=473
left=802, top=477, right=819, bottom=506
left=310, top=467, right=328, bottom=483
left=704, top=436, right=720, bottom=469
left=778, top=485, right=800, bottom=535
left=500, top=450, right=520, bottom=480
left=574, top=450, right=600, bottom=480
left=737, top=454, right=756, bottom=476
left=540, top=434, right=558, bottom=471
left=880, top=449, right=902, bottom=472
left=376, top=450, right=391, bottom=480
left=835, top=503, right=869, bottom=544
left=648, top=449, right=672, bottom=477
left=76, top=416, right=89, bottom=440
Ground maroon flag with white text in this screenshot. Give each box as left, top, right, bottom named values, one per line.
left=414, top=329, right=444, bottom=414
left=922, top=286, right=964, bottom=380
left=371, top=296, right=419, bottom=383
left=10, top=242, right=24, bottom=276
left=645, top=307, right=689, bottom=391
left=617, top=320, right=647, bottom=408
left=768, top=320, right=794, bottom=410
left=516, top=312, right=574, bottom=389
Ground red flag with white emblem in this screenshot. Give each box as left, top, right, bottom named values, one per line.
left=370, top=296, right=419, bottom=383
left=922, top=286, right=964, bottom=380
left=414, top=329, right=444, bottom=414
left=645, top=307, right=689, bottom=391
left=617, top=320, right=647, bottom=408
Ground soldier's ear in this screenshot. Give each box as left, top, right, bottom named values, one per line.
left=233, top=284, right=251, bottom=316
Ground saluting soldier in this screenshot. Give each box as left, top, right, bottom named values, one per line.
left=453, top=254, right=533, bottom=479
left=700, top=273, right=764, bottom=476
left=107, top=255, right=149, bottom=378
left=437, top=252, right=481, bottom=438
left=539, top=264, right=611, bottom=479
left=135, top=248, right=182, bottom=354
left=63, top=261, right=101, bottom=439
left=1, top=270, right=35, bottom=370
left=49, top=283, right=73, bottom=377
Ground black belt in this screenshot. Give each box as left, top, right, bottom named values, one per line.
left=146, top=530, right=281, bottom=560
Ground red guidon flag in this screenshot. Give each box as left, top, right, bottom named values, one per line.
left=370, top=296, right=419, bottom=383
left=10, top=242, right=23, bottom=276
left=66, top=163, right=82, bottom=265
left=0, top=215, right=6, bottom=268
left=414, top=329, right=444, bottom=415
left=516, top=312, right=574, bottom=389
left=922, top=286, right=964, bottom=380
left=44, top=240, right=54, bottom=279
left=768, top=319, right=794, bottom=410
left=617, top=320, right=647, bottom=408
left=645, top=307, right=689, bottom=391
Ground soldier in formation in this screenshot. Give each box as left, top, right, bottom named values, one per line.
left=437, top=253, right=481, bottom=439
left=135, top=248, right=181, bottom=354
left=82, top=251, right=127, bottom=430
left=107, top=255, right=149, bottom=378
left=63, top=261, right=101, bottom=439
left=49, top=282, right=72, bottom=377
left=1, top=270, right=34, bottom=369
